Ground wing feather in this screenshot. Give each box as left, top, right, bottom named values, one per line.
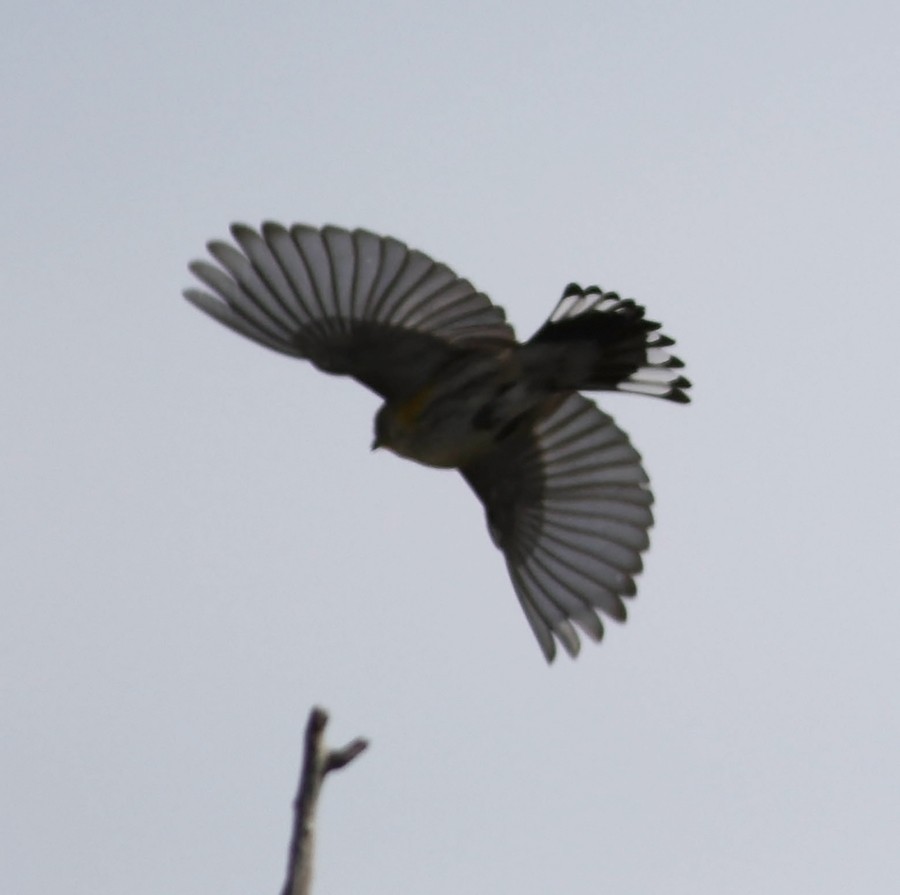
left=462, top=394, right=654, bottom=662
left=184, top=223, right=516, bottom=399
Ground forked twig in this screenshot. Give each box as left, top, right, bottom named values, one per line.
left=280, top=707, right=368, bottom=895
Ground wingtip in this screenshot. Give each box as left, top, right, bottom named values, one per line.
left=260, top=220, right=289, bottom=240
left=182, top=286, right=205, bottom=305
left=229, top=222, right=254, bottom=241
left=557, top=627, right=582, bottom=659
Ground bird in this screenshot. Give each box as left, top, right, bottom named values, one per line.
left=184, top=223, right=689, bottom=662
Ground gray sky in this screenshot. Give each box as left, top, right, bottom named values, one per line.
left=3, top=1, right=899, bottom=893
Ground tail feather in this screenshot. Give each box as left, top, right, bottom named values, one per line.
left=524, top=283, right=690, bottom=403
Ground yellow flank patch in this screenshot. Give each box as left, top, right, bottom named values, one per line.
left=394, top=384, right=434, bottom=428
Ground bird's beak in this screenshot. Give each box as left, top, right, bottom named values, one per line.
left=371, top=435, right=381, bottom=452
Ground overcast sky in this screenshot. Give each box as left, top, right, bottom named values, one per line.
left=3, top=2, right=899, bottom=893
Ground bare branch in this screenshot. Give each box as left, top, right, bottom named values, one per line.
left=280, top=707, right=369, bottom=895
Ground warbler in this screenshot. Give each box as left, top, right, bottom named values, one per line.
left=185, top=223, right=689, bottom=661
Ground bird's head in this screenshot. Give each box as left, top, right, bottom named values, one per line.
left=371, top=403, right=403, bottom=454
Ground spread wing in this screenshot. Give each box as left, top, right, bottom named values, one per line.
left=184, top=223, right=516, bottom=401
left=461, top=394, right=654, bottom=662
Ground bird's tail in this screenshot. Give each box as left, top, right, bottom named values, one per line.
left=521, top=283, right=690, bottom=403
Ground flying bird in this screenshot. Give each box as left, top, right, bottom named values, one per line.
left=185, top=223, right=689, bottom=661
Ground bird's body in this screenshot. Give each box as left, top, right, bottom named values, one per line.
left=185, top=223, right=689, bottom=661
left=375, top=348, right=536, bottom=467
